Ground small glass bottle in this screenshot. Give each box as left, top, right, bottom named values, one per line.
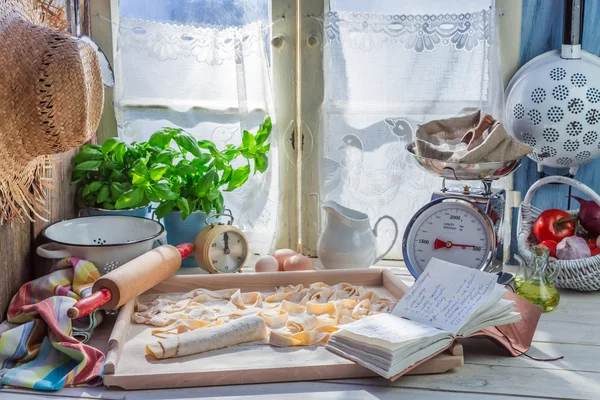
left=516, top=245, right=560, bottom=312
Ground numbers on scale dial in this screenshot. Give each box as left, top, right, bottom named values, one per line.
left=208, top=231, right=247, bottom=272
left=411, top=205, right=491, bottom=271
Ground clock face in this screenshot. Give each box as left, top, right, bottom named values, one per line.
left=208, top=231, right=247, bottom=273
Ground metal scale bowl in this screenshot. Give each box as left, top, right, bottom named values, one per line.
left=403, top=143, right=522, bottom=278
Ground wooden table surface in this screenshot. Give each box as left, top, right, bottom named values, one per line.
left=4, top=264, right=600, bottom=400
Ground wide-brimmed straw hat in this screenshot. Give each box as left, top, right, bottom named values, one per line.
left=0, top=0, right=104, bottom=224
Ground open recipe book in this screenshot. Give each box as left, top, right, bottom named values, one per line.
left=325, top=258, right=529, bottom=380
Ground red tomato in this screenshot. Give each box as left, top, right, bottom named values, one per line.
left=533, top=209, right=576, bottom=243
left=540, top=240, right=558, bottom=258
left=587, top=237, right=598, bottom=250
left=592, top=248, right=600, bottom=257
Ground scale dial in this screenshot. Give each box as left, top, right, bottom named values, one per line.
left=195, top=223, right=248, bottom=274
left=403, top=197, right=495, bottom=278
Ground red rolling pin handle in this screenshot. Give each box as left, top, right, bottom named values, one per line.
left=66, top=243, right=193, bottom=319
left=177, top=243, right=194, bottom=259
left=67, top=289, right=112, bottom=319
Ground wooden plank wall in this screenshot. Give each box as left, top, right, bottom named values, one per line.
left=514, top=0, right=600, bottom=210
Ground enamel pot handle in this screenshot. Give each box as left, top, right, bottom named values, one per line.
left=36, top=243, right=72, bottom=259
left=373, top=215, right=399, bottom=264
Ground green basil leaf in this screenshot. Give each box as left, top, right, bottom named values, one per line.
left=155, top=200, right=175, bottom=219
left=194, top=170, right=217, bottom=197
left=191, top=154, right=212, bottom=169
left=214, top=157, right=226, bottom=170
left=198, top=140, right=218, bottom=152
left=255, top=116, right=272, bottom=146
left=261, top=143, right=271, bottom=153
left=176, top=164, right=196, bottom=176
left=87, top=144, right=102, bottom=151
left=200, top=197, right=213, bottom=214
left=174, top=132, right=201, bottom=157
left=96, top=184, right=110, bottom=203
left=151, top=183, right=178, bottom=201
left=254, top=153, right=269, bottom=173
left=144, top=186, right=160, bottom=202
left=188, top=199, right=198, bottom=214
left=214, top=192, right=224, bottom=214
left=71, top=170, right=87, bottom=184
left=102, top=161, right=122, bottom=170
left=115, top=187, right=145, bottom=209
left=241, top=149, right=254, bottom=159
left=131, top=164, right=149, bottom=185
left=155, top=149, right=175, bottom=165
left=74, top=160, right=102, bottom=171
left=242, top=130, right=255, bottom=148
left=149, top=163, right=169, bottom=181
left=220, top=166, right=233, bottom=185
left=102, top=202, right=115, bottom=210
left=73, top=147, right=103, bottom=164
left=83, top=181, right=103, bottom=196
left=114, top=142, right=127, bottom=164
left=110, top=169, right=127, bottom=182
left=206, top=188, right=220, bottom=201
left=223, top=148, right=240, bottom=162
left=225, top=165, right=250, bottom=191
left=102, top=137, right=120, bottom=155
left=110, top=182, right=131, bottom=201
left=148, top=130, right=172, bottom=149
left=176, top=197, right=190, bottom=217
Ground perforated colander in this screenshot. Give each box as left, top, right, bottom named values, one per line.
left=506, top=0, right=600, bottom=176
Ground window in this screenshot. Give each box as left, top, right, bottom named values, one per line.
left=95, top=0, right=520, bottom=260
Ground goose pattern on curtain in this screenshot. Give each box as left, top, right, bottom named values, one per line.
left=319, top=0, right=505, bottom=259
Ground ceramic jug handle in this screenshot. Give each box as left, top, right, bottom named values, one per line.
left=372, top=215, right=399, bottom=264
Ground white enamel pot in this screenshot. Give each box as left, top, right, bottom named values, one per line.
left=37, top=216, right=165, bottom=275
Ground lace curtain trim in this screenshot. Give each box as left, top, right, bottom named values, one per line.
left=119, top=17, right=267, bottom=64
left=324, top=10, right=492, bottom=53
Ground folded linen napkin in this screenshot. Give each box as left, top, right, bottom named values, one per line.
left=0, top=258, right=104, bottom=391
left=415, top=110, right=532, bottom=163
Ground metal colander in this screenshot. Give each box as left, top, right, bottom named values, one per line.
left=506, top=0, right=600, bottom=176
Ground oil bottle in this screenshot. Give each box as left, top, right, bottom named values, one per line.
left=516, top=245, right=560, bottom=312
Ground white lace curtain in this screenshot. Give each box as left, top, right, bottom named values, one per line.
left=114, top=1, right=278, bottom=254
left=319, top=0, right=505, bottom=258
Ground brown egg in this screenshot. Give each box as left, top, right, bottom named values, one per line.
left=283, top=255, right=314, bottom=271
left=254, top=255, right=279, bottom=273
left=273, top=249, right=297, bottom=271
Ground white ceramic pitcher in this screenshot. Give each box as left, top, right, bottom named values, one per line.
left=317, top=201, right=399, bottom=269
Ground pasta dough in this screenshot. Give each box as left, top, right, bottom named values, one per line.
left=135, top=282, right=393, bottom=358
left=146, top=315, right=268, bottom=359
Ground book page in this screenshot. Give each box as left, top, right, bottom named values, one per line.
left=392, top=258, right=499, bottom=334
left=334, top=313, right=449, bottom=351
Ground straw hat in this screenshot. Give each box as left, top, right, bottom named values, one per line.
left=0, top=0, right=104, bottom=224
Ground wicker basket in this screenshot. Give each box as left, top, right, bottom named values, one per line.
left=517, top=176, right=600, bottom=291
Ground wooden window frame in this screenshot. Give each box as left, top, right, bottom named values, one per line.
left=90, top=0, right=522, bottom=260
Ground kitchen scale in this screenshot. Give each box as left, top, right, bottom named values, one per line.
left=403, top=143, right=522, bottom=278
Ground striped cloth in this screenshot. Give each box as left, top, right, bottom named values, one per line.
left=0, top=258, right=105, bottom=390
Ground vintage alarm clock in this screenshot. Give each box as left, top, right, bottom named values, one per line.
left=194, top=212, right=249, bottom=273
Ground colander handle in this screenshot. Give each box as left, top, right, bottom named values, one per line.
left=37, top=243, right=72, bottom=259
left=562, top=0, right=584, bottom=59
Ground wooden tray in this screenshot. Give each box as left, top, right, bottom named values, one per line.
left=103, top=268, right=464, bottom=390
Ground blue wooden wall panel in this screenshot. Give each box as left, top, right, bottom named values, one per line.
left=515, top=0, right=600, bottom=210
left=510, top=0, right=600, bottom=259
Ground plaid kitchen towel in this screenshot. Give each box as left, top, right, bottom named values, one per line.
left=0, top=258, right=105, bottom=390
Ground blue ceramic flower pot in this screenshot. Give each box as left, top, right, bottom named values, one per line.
left=86, top=205, right=151, bottom=218
left=163, top=211, right=215, bottom=267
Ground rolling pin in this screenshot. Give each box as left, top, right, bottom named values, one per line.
left=67, top=243, right=194, bottom=319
